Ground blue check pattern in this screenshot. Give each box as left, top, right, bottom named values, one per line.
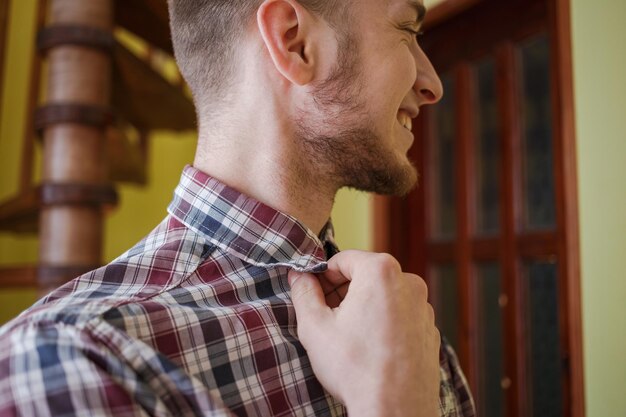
left=0, top=165, right=475, bottom=416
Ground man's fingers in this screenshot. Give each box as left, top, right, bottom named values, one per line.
left=321, top=280, right=349, bottom=308
left=318, top=270, right=350, bottom=307
left=325, top=250, right=367, bottom=283
left=288, top=270, right=329, bottom=324
left=319, top=268, right=350, bottom=288
left=326, top=250, right=403, bottom=284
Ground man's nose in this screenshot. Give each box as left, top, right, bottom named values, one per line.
left=414, top=47, right=443, bottom=105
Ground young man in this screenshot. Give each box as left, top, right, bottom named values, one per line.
left=0, top=0, right=475, bottom=416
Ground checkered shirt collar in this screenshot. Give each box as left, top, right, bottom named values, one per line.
left=168, top=165, right=336, bottom=272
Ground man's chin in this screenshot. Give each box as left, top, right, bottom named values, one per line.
left=347, top=164, right=418, bottom=197
left=380, top=167, right=418, bottom=197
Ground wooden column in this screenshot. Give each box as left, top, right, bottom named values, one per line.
left=37, top=0, right=116, bottom=293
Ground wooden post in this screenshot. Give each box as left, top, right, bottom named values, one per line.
left=37, top=0, right=116, bottom=294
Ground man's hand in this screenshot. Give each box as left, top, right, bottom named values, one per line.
left=288, top=250, right=440, bottom=417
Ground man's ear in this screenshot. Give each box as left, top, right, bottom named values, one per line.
left=257, top=0, right=316, bottom=86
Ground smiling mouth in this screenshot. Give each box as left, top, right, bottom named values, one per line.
left=398, top=111, right=413, bottom=132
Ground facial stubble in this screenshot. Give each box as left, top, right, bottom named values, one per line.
left=295, top=30, right=418, bottom=197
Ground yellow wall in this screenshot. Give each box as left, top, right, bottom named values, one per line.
left=0, top=1, right=40, bottom=322
left=103, top=132, right=196, bottom=261
left=0, top=0, right=39, bottom=251
left=571, top=0, right=626, bottom=416
left=331, top=190, right=372, bottom=251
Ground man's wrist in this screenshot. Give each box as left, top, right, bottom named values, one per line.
left=345, top=394, right=439, bottom=417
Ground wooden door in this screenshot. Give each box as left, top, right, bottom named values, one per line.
left=375, top=0, right=583, bottom=416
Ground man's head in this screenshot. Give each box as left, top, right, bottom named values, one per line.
left=168, top=0, right=442, bottom=197
left=168, top=0, right=350, bottom=111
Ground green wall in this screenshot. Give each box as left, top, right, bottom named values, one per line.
left=571, top=0, right=626, bottom=416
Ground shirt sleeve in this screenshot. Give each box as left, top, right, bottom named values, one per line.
left=439, top=337, right=476, bottom=417
left=0, top=322, right=235, bottom=417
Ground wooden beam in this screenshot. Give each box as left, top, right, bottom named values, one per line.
left=455, top=62, right=478, bottom=391
left=0, top=187, right=41, bottom=234
left=498, top=41, right=527, bottom=417
left=548, top=0, right=585, bottom=415
left=0, top=266, right=38, bottom=288
left=112, top=41, right=195, bottom=131
left=114, top=0, right=172, bottom=53
left=38, top=0, right=113, bottom=293
left=19, top=0, right=48, bottom=191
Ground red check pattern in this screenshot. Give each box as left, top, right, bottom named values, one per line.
left=0, top=165, right=475, bottom=416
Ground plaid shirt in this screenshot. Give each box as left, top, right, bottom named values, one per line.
left=0, top=166, right=475, bottom=416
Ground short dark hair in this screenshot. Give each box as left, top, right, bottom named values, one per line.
left=167, top=0, right=351, bottom=116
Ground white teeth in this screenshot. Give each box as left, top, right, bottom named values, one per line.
left=398, top=112, right=412, bottom=131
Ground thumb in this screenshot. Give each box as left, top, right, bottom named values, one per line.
left=288, top=270, right=329, bottom=326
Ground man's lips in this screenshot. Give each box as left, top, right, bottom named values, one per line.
left=400, top=105, right=419, bottom=119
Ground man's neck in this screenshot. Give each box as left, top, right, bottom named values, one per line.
left=191, top=55, right=342, bottom=236
left=193, top=128, right=337, bottom=237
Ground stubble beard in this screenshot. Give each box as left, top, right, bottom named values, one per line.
left=294, top=31, right=418, bottom=197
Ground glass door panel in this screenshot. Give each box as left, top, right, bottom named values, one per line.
left=430, top=263, right=460, bottom=350
left=519, top=35, right=557, bottom=231
left=475, top=262, right=506, bottom=417
left=524, top=260, right=563, bottom=417
left=473, top=58, right=501, bottom=235
left=430, top=73, right=457, bottom=240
